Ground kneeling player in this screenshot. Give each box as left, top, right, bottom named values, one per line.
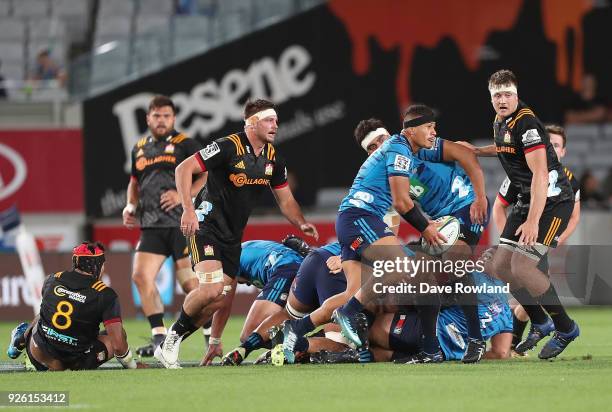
left=369, top=270, right=512, bottom=362
left=6, top=242, right=140, bottom=371
left=199, top=237, right=307, bottom=365
left=222, top=242, right=347, bottom=365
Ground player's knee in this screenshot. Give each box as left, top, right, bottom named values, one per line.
left=131, top=271, right=151, bottom=288
left=491, top=256, right=511, bottom=280
left=196, top=282, right=224, bottom=301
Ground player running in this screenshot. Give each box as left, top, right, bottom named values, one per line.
left=6, top=242, right=141, bottom=371
left=155, top=99, right=318, bottom=368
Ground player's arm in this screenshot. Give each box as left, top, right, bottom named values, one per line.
left=122, top=175, right=139, bottom=229
left=558, top=199, right=580, bottom=245
left=201, top=277, right=238, bottom=365
left=191, top=172, right=207, bottom=196
left=389, top=175, right=445, bottom=246
left=102, top=294, right=137, bottom=369
left=272, top=185, right=319, bottom=240
left=175, top=155, right=207, bottom=236
left=493, top=177, right=516, bottom=235
left=442, top=140, right=487, bottom=224
left=484, top=332, right=512, bottom=359
left=492, top=196, right=509, bottom=234
left=519, top=148, right=548, bottom=245
left=456, top=141, right=497, bottom=157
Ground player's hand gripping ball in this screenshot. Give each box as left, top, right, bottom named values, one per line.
left=421, top=215, right=460, bottom=256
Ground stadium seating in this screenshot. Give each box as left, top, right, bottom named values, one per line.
left=12, top=0, right=49, bottom=17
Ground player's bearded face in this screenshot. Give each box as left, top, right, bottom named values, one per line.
left=147, top=106, right=176, bottom=138
left=254, top=116, right=278, bottom=143
left=491, top=91, right=518, bottom=118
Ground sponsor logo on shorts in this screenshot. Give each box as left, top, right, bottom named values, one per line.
left=204, top=245, right=214, bottom=256
left=499, top=176, right=511, bottom=196
left=280, top=293, right=288, bottom=301
left=41, top=324, right=78, bottom=346
left=265, top=163, right=273, bottom=176
left=97, top=351, right=106, bottom=362
left=350, top=236, right=364, bottom=251
left=201, top=142, right=220, bottom=160
left=393, top=314, right=406, bottom=335
left=229, top=173, right=270, bottom=187
left=53, top=286, right=86, bottom=303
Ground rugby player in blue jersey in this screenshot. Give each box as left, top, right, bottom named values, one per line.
left=350, top=113, right=491, bottom=362
left=222, top=242, right=349, bottom=365
left=199, top=237, right=306, bottom=365
left=283, top=105, right=466, bottom=364
left=329, top=105, right=490, bottom=364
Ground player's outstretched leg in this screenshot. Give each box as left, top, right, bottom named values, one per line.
left=538, top=322, right=580, bottom=359
left=514, top=318, right=555, bottom=354
left=7, top=322, right=28, bottom=359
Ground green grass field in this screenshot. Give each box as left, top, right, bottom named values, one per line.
left=1, top=307, right=611, bottom=411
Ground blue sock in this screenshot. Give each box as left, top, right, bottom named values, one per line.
left=294, top=315, right=315, bottom=337
left=241, top=332, right=264, bottom=356
left=294, top=336, right=309, bottom=353
left=358, top=348, right=373, bottom=363
left=343, top=297, right=364, bottom=316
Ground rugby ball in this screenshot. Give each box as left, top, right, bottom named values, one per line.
left=420, top=215, right=460, bottom=256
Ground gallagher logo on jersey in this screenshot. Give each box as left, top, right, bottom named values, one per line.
left=229, top=173, right=270, bottom=187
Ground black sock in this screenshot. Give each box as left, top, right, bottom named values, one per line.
left=202, top=320, right=212, bottom=329
left=171, top=307, right=198, bottom=337
left=391, top=351, right=410, bottom=362
left=147, top=313, right=165, bottom=330
left=459, top=274, right=483, bottom=341
left=241, top=332, right=264, bottom=356
left=511, top=288, right=549, bottom=325
left=294, top=315, right=315, bottom=337
left=416, top=294, right=440, bottom=354
left=363, top=309, right=376, bottom=327
left=537, top=284, right=574, bottom=333
left=512, top=314, right=528, bottom=347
